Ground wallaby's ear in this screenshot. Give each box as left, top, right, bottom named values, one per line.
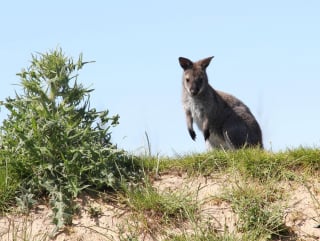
left=179, top=57, right=193, bottom=70
left=200, top=56, right=214, bottom=69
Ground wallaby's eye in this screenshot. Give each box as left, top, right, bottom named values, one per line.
left=186, top=78, right=190, bottom=83
left=198, top=78, right=202, bottom=83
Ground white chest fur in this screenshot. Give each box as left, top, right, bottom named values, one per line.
left=187, top=97, right=205, bottom=130
left=186, top=96, right=232, bottom=149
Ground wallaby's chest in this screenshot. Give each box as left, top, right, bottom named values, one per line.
left=188, top=97, right=231, bottom=148
left=188, top=97, right=208, bottom=128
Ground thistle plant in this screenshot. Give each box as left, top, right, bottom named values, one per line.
left=0, top=48, right=139, bottom=230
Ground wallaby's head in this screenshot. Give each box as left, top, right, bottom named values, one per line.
left=179, top=56, right=214, bottom=96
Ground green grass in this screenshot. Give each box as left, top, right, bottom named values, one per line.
left=0, top=161, right=19, bottom=212
left=132, top=147, right=318, bottom=240
left=147, top=147, right=320, bottom=180
left=118, top=179, right=199, bottom=239
left=1, top=147, right=319, bottom=240
left=221, top=181, right=291, bottom=240
left=125, top=185, right=197, bottom=223
left=165, top=231, right=238, bottom=241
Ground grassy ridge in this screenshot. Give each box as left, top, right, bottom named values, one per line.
left=115, top=147, right=319, bottom=240
left=1, top=147, right=320, bottom=240
left=147, top=147, right=320, bottom=180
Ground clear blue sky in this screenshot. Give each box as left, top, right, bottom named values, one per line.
left=1, top=1, right=319, bottom=156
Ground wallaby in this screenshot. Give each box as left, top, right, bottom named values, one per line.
left=178, top=56, right=263, bottom=149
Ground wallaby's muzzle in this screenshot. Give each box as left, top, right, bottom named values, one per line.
left=188, top=82, right=201, bottom=96
left=189, top=87, right=199, bottom=96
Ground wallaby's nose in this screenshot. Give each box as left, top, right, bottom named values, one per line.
left=190, top=87, right=199, bottom=96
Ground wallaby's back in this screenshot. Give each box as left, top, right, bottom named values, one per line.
left=179, top=56, right=263, bottom=149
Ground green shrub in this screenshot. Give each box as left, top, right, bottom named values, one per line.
left=0, top=48, right=142, bottom=230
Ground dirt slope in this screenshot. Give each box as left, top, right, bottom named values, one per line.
left=1, top=173, right=319, bottom=240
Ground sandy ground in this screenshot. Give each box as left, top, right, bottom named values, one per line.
left=0, top=173, right=319, bottom=241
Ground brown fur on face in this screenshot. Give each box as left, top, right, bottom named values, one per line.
left=179, top=57, right=213, bottom=96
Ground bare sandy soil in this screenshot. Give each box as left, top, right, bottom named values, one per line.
left=1, top=173, right=319, bottom=241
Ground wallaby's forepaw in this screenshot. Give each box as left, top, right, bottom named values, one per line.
left=204, top=129, right=210, bottom=141
left=188, top=129, right=196, bottom=141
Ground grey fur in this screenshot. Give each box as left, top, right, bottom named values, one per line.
left=179, top=56, right=263, bottom=149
